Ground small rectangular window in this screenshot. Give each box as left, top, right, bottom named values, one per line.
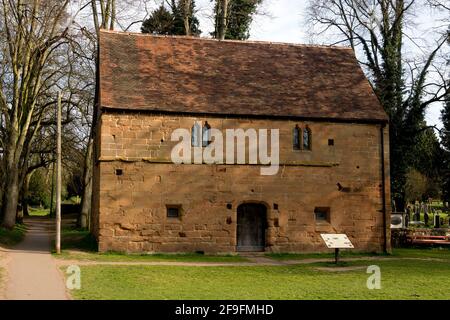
left=166, top=205, right=181, bottom=218
left=328, top=139, right=334, bottom=146
left=314, top=207, right=330, bottom=222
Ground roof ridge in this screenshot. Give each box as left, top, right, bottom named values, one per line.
left=99, top=29, right=353, bottom=51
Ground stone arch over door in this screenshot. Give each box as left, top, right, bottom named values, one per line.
left=236, top=203, right=267, bottom=252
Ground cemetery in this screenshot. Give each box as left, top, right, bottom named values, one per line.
left=391, top=201, right=450, bottom=247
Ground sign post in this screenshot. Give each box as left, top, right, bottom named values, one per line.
left=320, top=234, right=354, bottom=264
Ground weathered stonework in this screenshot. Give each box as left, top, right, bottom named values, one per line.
left=91, top=111, right=391, bottom=254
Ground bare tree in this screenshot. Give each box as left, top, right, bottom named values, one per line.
left=0, top=0, right=76, bottom=228
left=306, top=0, right=449, bottom=209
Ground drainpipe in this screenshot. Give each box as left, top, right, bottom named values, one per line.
left=380, top=123, right=388, bottom=253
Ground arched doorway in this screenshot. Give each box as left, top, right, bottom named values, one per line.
left=237, top=203, right=267, bottom=252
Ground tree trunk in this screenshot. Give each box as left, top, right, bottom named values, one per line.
left=218, top=0, right=229, bottom=40
left=183, top=0, right=192, bottom=36
left=79, top=138, right=93, bottom=229
left=21, top=171, right=34, bottom=218
left=2, top=160, right=20, bottom=229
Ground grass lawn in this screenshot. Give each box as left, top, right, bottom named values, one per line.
left=28, top=207, right=50, bottom=217
left=0, top=224, right=27, bottom=247
left=57, top=250, right=248, bottom=263
left=68, top=257, right=450, bottom=300
left=391, top=247, right=450, bottom=259
left=266, top=251, right=386, bottom=260
left=267, top=247, right=450, bottom=261
left=57, top=224, right=450, bottom=299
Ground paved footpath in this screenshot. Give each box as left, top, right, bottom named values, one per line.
left=2, top=217, right=68, bottom=300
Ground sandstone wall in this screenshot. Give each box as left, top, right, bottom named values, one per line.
left=92, top=111, right=391, bottom=253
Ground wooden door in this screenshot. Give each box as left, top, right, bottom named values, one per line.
left=237, top=204, right=266, bottom=252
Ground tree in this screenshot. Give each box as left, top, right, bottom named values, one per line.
left=0, top=0, right=73, bottom=228
left=141, top=4, right=174, bottom=34
left=213, top=0, right=262, bottom=40
left=214, top=0, right=229, bottom=40
left=307, top=0, right=449, bottom=210
left=172, top=0, right=201, bottom=36
left=91, top=0, right=116, bottom=33
left=411, top=124, right=443, bottom=178
left=141, top=1, right=201, bottom=36
left=442, top=96, right=450, bottom=202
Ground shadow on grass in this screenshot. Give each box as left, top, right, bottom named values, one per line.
left=0, top=224, right=27, bottom=247
left=51, top=226, right=98, bottom=253
left=266, top=251, right=389, bottom=261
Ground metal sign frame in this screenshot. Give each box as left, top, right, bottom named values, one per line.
left=320, top=234, right=354, bottom=264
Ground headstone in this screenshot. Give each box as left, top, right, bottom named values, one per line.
left=404, top=212, right=410, bottom=228
left=406, top=205, right=412, bottom=221
left=423, top=202, right=428, bottom=215
left=434, top=212, right=441, bottom=228
left=414, top=202, right=421, bottom=222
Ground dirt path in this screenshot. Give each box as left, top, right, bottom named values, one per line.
left=1, top=217, right=68, bottom=300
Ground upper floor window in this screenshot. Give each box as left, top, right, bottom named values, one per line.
left=293, top=124, right=312, bottom=151
left=192, top=121, right=212, bottom=147
left=202, top=121, right=211, bottom=147
left=293, top=125, right=301, bottom=150
left=191, top=122, right=201, bottom=147
left=303, top=126, right=312, bottom=150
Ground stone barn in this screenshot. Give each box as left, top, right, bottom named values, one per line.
left=91, top=30, right=391, bottom=254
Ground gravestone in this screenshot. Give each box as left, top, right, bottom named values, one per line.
left=424, top=210, right=429, bottom=226
left=404, top=212, right=410, bottom=228
left=413, top=202, right=421, bottom=222
left=406, top=205, right=412, bottom=220
left=434, top=212, right=441, bottom=228
left=423, top=202, right=428, bottom=215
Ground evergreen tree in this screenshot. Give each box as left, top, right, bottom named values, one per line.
left=141, top=5, right=174, bottom=35
left=172, top=0, right=201, bottom=36
left=141, top=1, right=201, bottom=36
left=212, top=0, right=263, bottom=40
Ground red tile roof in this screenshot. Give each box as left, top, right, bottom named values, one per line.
left=99, top=30, right=388, bottom=122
